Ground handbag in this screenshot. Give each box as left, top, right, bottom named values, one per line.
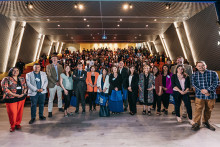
left=70, top=96, right=77, bottom=107
left=110, top=90, right=122, bottom=101
left=169, top=94, right=175, bottom=104
left=99, top=106, right=110, bottom=117
left=99, top=94, right=108, bottom=106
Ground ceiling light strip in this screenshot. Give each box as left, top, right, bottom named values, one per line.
left=161, top=34, right=172, bottom=60
left=183, top=21, right=196, bottom=65
left=37, top=35, right=45, bottom=60
left=147, top=42, right=153, bottom=55
left=33, top=34, right=42, bottom=62
left=153, top=41, right=159, bottom=53
left=48, top=41, right=53, bottom=56
left=59, top=42, right=64, bottom=54
left=56, top=42, right=60, bottom=53
left=4, top=20, right=16, bottom=72
left=159, top=35, right=169, bottom=59
left=13, top=22, right=26, bottom=67
left=174, top=22, right=188, bottom=60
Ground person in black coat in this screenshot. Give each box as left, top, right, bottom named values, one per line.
left=73, top=62, right=87, bottom=114
left=171, top=64, right=193, bottom=124
left=118, top=61, right=129, bottom=111
left=108, top=66, right=123, bottom=114
left=126, top=65, right=139, bottom=115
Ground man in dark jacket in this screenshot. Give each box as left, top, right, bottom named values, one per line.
left=118, top=61, right=129, bottom=111
left=73, top=62, right=87, bottom=114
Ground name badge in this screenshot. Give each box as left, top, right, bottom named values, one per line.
left=17, top=87, right=22, bottom=90
left=113, top=78, right=116, bottom=81
left=35, top=78, right=40, bottom=82
left=167, top=75, right=170, bottom=78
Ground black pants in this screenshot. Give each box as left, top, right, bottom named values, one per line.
left=173, top=91, right=192, bottom=119
left=75, top=88, right=85, bottom=111
left=88, top=92, right=97, bottom=110
left=128, top=91, right=137, bottom=113
left=162, top=93, right=170, bottom=109
left=63, top=90, right=72, bottom=110
left=153, top=89, right=162, bottom=112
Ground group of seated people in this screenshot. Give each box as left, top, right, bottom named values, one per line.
left=1, top=47, right=219, bottom=133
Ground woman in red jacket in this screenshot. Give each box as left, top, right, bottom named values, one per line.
left=1, top=67, right=27, bottom=132
left=86, top=66, right=99, bottom=111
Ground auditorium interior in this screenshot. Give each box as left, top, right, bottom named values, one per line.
left=0, top=0, right=220, bottom=146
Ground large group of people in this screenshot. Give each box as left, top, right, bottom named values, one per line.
left=1, top=47, right=219, bottom=133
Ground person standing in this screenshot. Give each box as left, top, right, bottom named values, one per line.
left=46, top=55, right=64, bottom=117
left=97, top=68, right=110, bottom=117
left=118, top=61, right=129, bottom=111
left=139, top=65, right=154, bottom=116
left=26, top=63, right=48, bottom=124
left=126, top=65, right=139, bottom=115
left=60, top=65, right=74, bottom=117
left=171, top=65, right=193, bottom=124
left=192, top=61, right=219, bottom=131
left=86, top=66, right=99, bottom=111
left=73, top=62, right=87, bottom=114
left=161, top=64, right=173, bottom=115
left=109, top=66, right=124, bottom=114
left=1, top=67, right=27, bottom=132
left=15, top=59, right=25, bottom=74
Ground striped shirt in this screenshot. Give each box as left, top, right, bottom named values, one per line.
left=192, top=70, right=219, bottom=99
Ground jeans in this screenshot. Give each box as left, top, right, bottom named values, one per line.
left=122, top=88, right=128, bottom=109
left=30, top=93, right=46, bottom=119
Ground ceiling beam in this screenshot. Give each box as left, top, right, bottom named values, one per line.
left=6, top=0, right=217, bottom=2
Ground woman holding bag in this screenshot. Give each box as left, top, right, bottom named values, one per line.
left=108, top=66, right=123, bottom=114
left=60, top=65, right=73, bottom=117
left=97, top=68, right=110, bottom=117
left=138, top=65, right=154, bottom=116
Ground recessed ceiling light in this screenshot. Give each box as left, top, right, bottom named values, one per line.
left=26, top=2, right=33, bottom=10
left=93, top=37, right=95, bottom=39
left=57, top=24, right=60, bottom=27
left=87, top=24, right=90, bottom=27
left=79, top=4, right=84, bottom=10
left=117, top=24, right=120, bottom=27
left=74, top=3, right=78, bottom=8
left=139, top=34, right=141, bottom=36
left=90, top=34, right=93, bottom=36
left=123, top=4, right=128, bottom=10
left=47, top=19, right=50, bottom=21
left=120, top=19, right=123, bottom=22
left=165, top=3, right=171, bottom=9
left=146, top=24, right=149, bottom=27
left=154, top=19, right=157, bottom=21
left=114, top=37, right=116, bottom=39
left=84, top=18, right=87, bottom=21
left=135, top=37, right=137, bottom=39
left=129, top=3, right=133, bottom=9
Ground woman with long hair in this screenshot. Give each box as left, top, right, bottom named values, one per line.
left=161, top=64, right=173, bottom=115
left=60, top=65, right=73, bottom=117
left=138, top=65, right=155, bottom=116
left=1, top=67, right=27, bottom=132
left=171, top=65, right=193, bottom=124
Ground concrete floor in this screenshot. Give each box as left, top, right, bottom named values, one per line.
left=0, top=103, right=220, bottom=147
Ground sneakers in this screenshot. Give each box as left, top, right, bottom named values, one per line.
left=203, top=122, right=216, bottom=131
left=192, top=123, right=200, bottom=131
left=176, top=117, right=182, bottom=123
left=164, top=110, right=168, bottom=115
left=29, top=118, right=36, bottom=124
left=48, top=112, right=52, bottom=118
left=59, top=108, right=64, bottom=112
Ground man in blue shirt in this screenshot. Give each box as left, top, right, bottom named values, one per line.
left=192, top=61, right=219, bottom=131
left=26, top=63, right=48, bottom=124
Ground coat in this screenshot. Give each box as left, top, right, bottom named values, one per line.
left=86, top=72, right=99, bottom=92
left=138, top=73, right=154, bottom=103
left=46, top=64, right=63, bottom=88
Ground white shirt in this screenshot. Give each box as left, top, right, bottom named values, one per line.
left=129, top=75, right=133, bottom=87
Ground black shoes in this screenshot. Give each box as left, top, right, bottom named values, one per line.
left=142, top=110, right=146, bottom=115
left=75, top=110, right=79, bottom=114
left=164, top=110, right=168, bottom=115
left=29, top=118, right=36, bottom=124
left=203, top=122, right=216, bottom=131
left=124, top=108, right=127, bottom=112
left=48, top=112, right=52, bottom=118
left=59, top=108, right=64, bottom=112
left=148, top=111, right=151, bottom=116
left=182, top=113, right=187, bottom=118
left=192, top=123, right=200, bottom=131
left=82, top=109, right=85, bottom=114
left=172, top=111, right=176, bottom=115
left=39, top=116, right=46, bottom=120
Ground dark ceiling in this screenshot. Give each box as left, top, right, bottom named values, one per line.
left=0, top=1, right=214, bottom=43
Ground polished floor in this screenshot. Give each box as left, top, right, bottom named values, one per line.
left=0, top=103, right=220, bottom=147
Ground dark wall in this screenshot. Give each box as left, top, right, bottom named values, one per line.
left=18, top=23, right=39, bottom=64
left=40, top=35, right=51, bottom=57
left=154, top=35, right=165, bottom=55
left=163, top=23, right=184, bottom=61
left=185, top=4, right=220, bottom=70
left=0, top=14, right=12, bottom=73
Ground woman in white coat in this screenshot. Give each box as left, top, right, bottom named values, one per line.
left=97, top=67, right=110, bottom=117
